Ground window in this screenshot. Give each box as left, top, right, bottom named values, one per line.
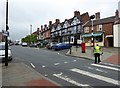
left=95, top=36, right=102, bottom=42
left=97, top=25, right=102, bottom=31
left=84, top=27, right=89, bottom=33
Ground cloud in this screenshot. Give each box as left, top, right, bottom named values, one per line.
left=0, top=0, right=119, bottom=40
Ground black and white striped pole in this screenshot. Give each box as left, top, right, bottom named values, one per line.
left=90, top=15, right=95, bottom=47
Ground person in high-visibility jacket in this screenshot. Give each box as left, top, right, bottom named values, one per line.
left=93, top=44, right=102, bottom=64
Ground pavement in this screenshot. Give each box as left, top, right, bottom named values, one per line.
left=66, top=46, right=120, bottom=65
left=0, top=46, right=119, bottom=87
left=1, top=63, right=61, bottom=87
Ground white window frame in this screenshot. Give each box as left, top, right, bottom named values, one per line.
left=84, top=27, right=89, bottom=33
left=97, top=25, right=102, bottom=31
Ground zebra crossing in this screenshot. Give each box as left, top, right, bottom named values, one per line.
left=53, top=62, right=120, bottom=87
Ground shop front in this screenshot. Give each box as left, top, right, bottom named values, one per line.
left=82, top=32, right=104, bottom=46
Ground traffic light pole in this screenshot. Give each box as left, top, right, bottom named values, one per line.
left=5, top=0, right=9, bottom=66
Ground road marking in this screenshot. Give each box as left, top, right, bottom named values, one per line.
left=70, top=68, right=120, bottom=85
left=30, top=63, right=35, bottom=68
left=64, top=62, right=68, bottom=64
left=91, top=63, right=120, bottom=71
left=87, top=67, right=94, bottom=70
left=54, top=63, right=60, bottom=65
left=53, top=73, right=89, bottom=87
left=86, top=66, right=108, bottom=73
left=73, top=60, right=77, bottom=62
left=95, top=69, right=108, bottom=73
left=42, top=66, right=46, bottom=68
left=102, top=63, right=120, bottom=68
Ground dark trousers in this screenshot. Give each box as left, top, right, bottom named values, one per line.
left=94, top=53, right=101, bottom=63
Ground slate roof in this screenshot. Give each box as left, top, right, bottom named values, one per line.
left=84, top=16, right=116, bottom=27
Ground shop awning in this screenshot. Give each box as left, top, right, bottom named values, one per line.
left=82, top=32, right=103, bottom=37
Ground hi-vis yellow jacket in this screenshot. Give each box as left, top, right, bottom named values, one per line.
left=94, top=46, right=101, bottom=54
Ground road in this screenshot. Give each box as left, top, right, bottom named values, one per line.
left=11, top=46, right=120, bottom=88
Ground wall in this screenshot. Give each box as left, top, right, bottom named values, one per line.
left=114, top=24, right=120, bottom=47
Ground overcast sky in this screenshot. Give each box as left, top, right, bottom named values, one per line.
left=0, top=0, right=119, bottom=41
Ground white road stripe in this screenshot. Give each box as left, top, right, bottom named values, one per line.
left=73, top=60, right=77, bottom=62
left=54, top=63, right=60, bottom=65
left=87, top=67, right=94, bottom=70
left=102, top=63, right=120, bottom=68
left=70, top=68, right=120, bottom=85
left=30, top=63, right=35, bottom=68
left=53, top=73, right=89, bottom=87
left=91, top=64, right=120, bottom=71
left=86, top=66, right=108, bottom=73
left=42, top=66, right=46, bottom=68
left=64, top=62, right=68, bottom=64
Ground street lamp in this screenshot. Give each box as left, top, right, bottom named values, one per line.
left=5, top=0, right=9, bottom=66
left=90, top=15, right=95, bottom=47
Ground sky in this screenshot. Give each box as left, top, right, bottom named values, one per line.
left=0, top=0, right=120, bottom=41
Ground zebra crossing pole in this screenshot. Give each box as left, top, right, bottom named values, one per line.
left=90, top=15, right=95, bottom=47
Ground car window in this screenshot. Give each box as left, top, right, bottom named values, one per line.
left=0, top=45, right=5, bottom=50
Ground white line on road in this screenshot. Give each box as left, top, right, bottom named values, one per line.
left=91, top=63, right=120, bottom=71
left=102, top=63, right=120, bottom=68
left=73, top=60, right=77, bottom=62
left=70, top=68, right=120, bottom=85
left=64, top=62, right=68, bottom=64
left=95, top=69, right=108, bottom=73
left=42, top=66, right=46, bottom=68
left=30, top=63, right=35, bottom=68
left=86, top=66, right=108, bottom=73
left=53, top=73, right=89, bottom=87
left=87, top=67, right=94, bottom=70
left=54, top=63, right=60, bottom=65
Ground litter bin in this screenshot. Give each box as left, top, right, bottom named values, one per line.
left=81, top=42, right=85, bottom=53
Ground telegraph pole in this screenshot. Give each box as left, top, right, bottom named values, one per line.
left=5, top=0, right=9, bottom=66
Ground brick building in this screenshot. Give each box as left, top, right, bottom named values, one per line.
left=82, top=10, right=119, bottom=47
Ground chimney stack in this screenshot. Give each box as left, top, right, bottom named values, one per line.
left=74, top=11, right=80, bottom=17
left=55, top=19, right=60, bottom=24
left=95, top=12, right=100, bottom=20
left=49, top=21, right=52, bottom=26
left=115, top=10, right=119, bottom=18
left=41, top=25, right=43, bottom=31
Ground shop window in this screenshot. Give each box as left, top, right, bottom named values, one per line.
left=95, top=36, right=102, bottom=42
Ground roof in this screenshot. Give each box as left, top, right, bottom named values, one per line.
left=84, top=16, right=115, bottom=27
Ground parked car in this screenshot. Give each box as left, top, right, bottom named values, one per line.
left=46, top=42, right=57, bottom=49
left=0, top=42, right=12, bottom=62
left=30, top=43, right=37, bottom=47
left=52, top=43, right=72, bottom=50
left=22, top=42, right=28, bottom=47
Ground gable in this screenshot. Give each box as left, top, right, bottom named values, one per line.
left=71, top=17, right=81, bottom=25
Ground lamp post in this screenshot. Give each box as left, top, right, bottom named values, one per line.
left=90, top=15, right=95, bottom=47
left=30, top=24, right=32, bottom=45
left=5, top=0, right=9, bottom=66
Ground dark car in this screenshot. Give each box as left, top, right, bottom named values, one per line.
left=30, top=43, right=37, bottom=47
left=52, top=43, right=72, bottom=50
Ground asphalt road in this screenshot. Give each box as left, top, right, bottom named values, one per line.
left=11, top=46, right=120, bottom=88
